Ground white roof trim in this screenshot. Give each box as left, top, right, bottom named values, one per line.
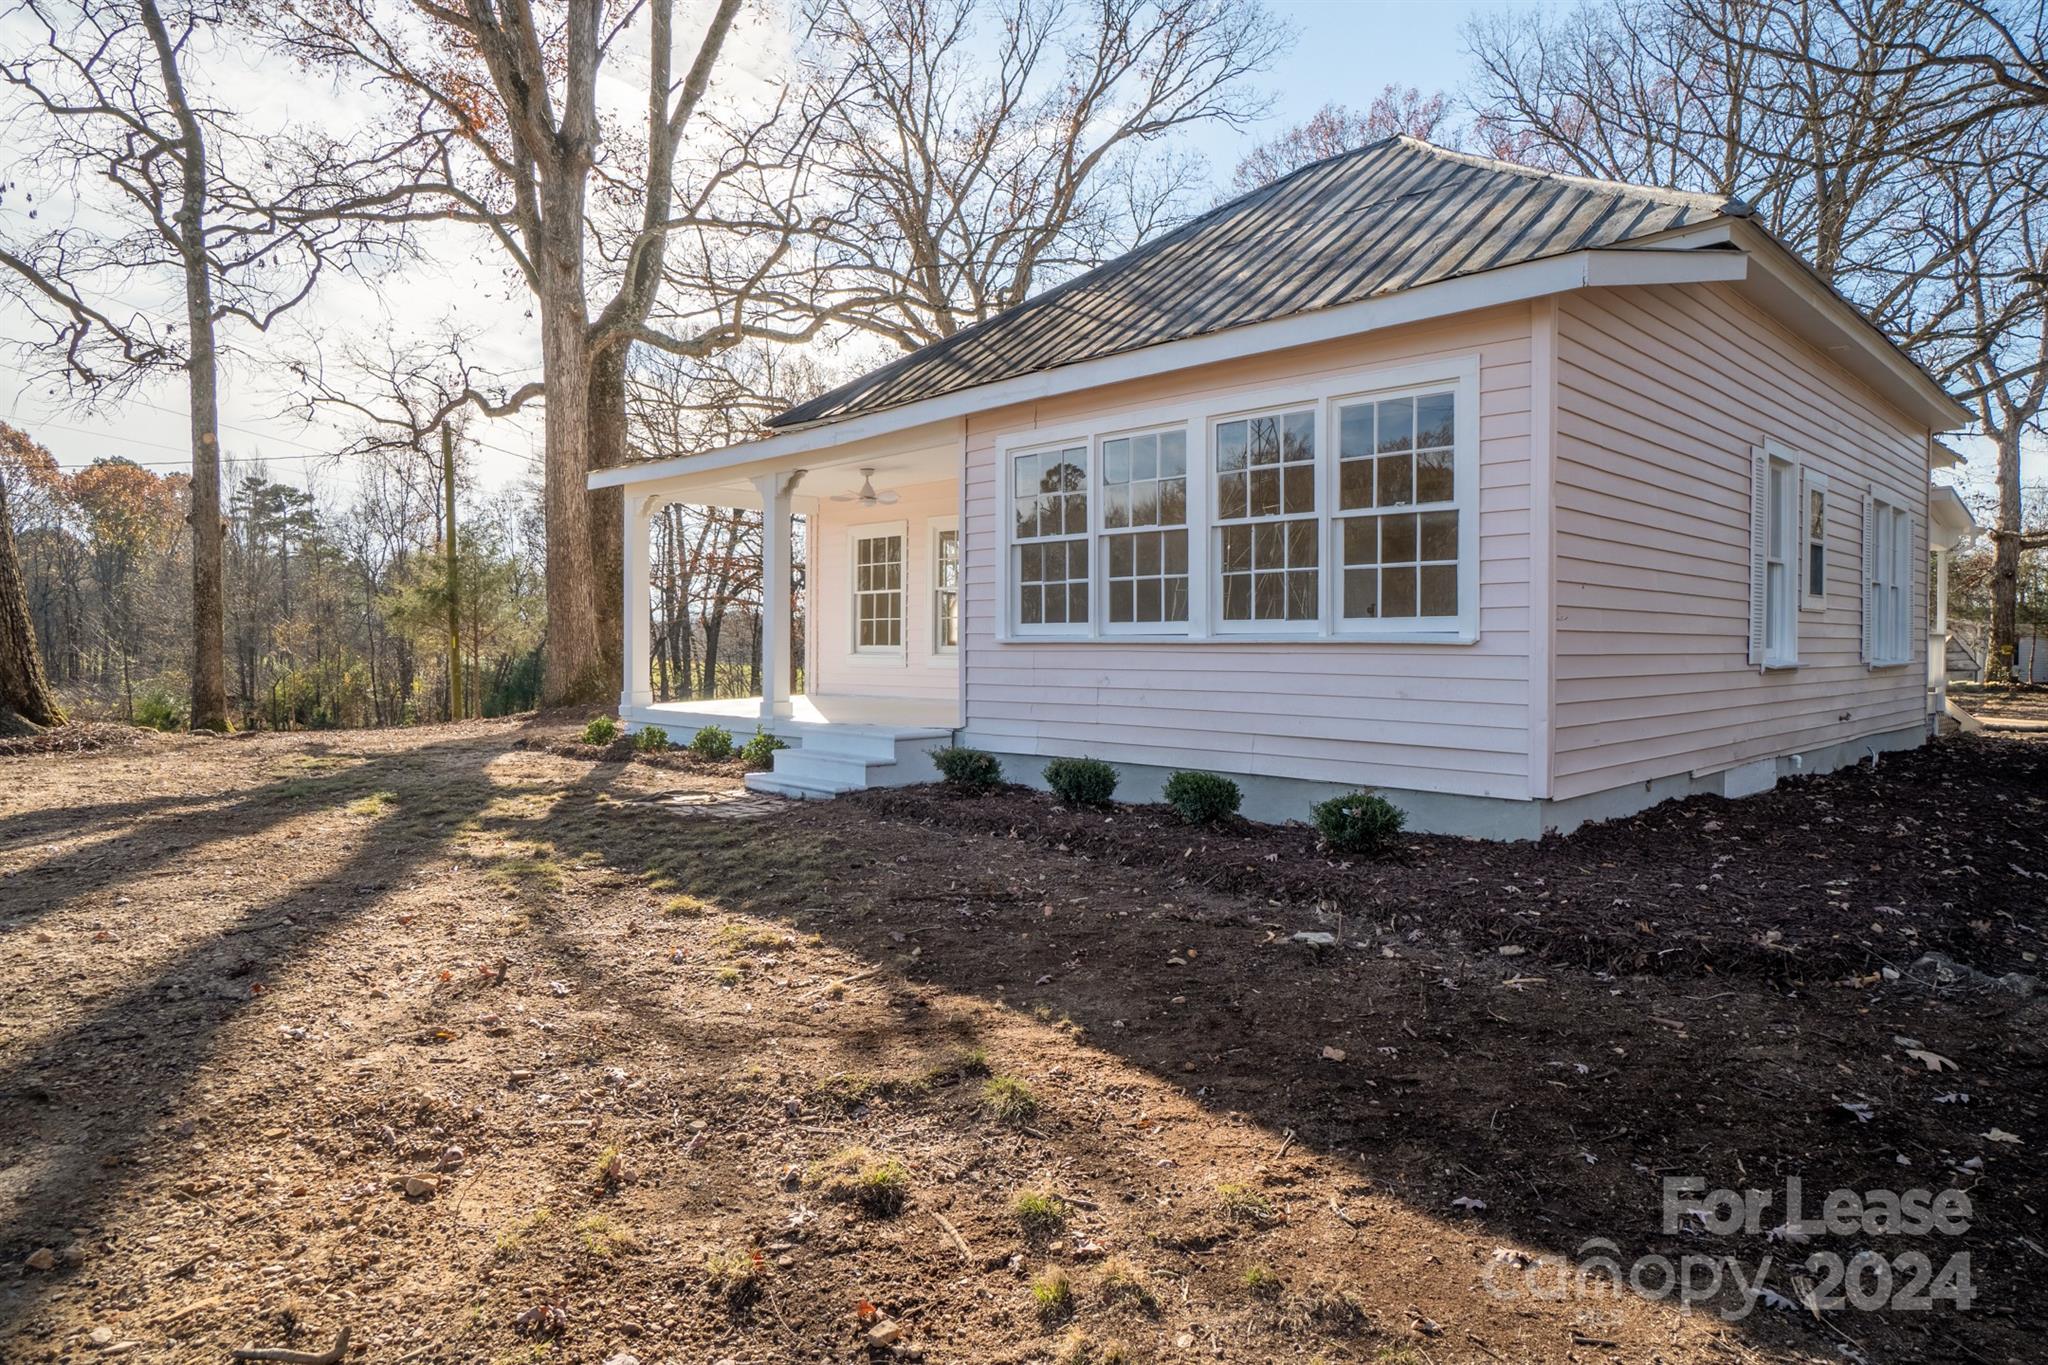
left=1931, top=483, right=1976, bottom=548
left=591, top=246, right=1749, bottom=491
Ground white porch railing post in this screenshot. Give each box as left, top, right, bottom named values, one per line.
left=621, top=494, right=656, bottom=713
left=752, top=471, right=802, bottom=720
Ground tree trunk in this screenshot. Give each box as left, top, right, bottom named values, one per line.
left=141, top=0, right=228, bottom=732
left=536, top=192, right=605, bottom=707
left=442, top=425, right=464, bottom=720
left=0, top=475, right=62, bottom=729
left=1990, top=425, right=2023, bottom=682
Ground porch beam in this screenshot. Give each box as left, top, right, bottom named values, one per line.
left=752, top=469, right=805, bottom=720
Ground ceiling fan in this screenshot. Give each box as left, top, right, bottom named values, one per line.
left=829, top=468, right=900, bottom=506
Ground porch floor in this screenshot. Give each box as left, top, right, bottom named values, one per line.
left=630, top=693, right=958, bottom=737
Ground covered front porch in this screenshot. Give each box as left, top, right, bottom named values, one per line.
left=601, top=415, right=966, bottom=797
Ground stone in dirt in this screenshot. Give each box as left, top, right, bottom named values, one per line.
left=24, top=1248, right=56, bottom=1271
left=1291, top=931, right=1337, bottom=947
left=866, top=1317, right=906, bottom=1347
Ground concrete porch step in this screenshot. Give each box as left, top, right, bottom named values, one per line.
left=743, top=770, right=850, bottom=800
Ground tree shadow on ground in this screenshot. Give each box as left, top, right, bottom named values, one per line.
left=2, top=734, right=2034, bottom=1364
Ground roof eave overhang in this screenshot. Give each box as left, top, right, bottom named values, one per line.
left=592, top=245, right=1751, bottom=491
left=1724, top=221, right=1970, bottom=433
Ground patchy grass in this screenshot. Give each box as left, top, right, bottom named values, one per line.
left=703, top=1249, right=765, bottom=1309
left=493, top=1206, right=551, bottom=1258
left=1012, top=1188, right=1070, bottom=1239
left=1030, top=1268, right=1074, bottom=1323
left=1094, top=1256, right=1156, bottom=1313
left=662, top=893, right=717, bottom=918
left=981, top=1074, right=1038, bottom=1124
left=804, top=1147, right=908, bottom=1217
left=574, top=1212, right=643, bottom=1258
left=1216, top=1182, right=1275, bottom=1223
left=1241, top=1263, right=1282, bottom=1297
left=345, top=789, right=399, bottom=817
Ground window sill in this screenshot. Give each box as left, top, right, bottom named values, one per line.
left=998, top=630, right=1480, bottom=647
left=849, top=649, right=908, bottom=665
left=1761, top=657, right=1799, bottom=671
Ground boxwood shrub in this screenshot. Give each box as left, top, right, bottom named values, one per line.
left=580, top=715, right=619, bottom=746
left=739, top=727, right=787, bottom=770
left=931, top=744, right=1003, bottom=790
left=688, top=724, right=735, bottom=760
left=1163, top=770, right=1241, bottom=824
left=1043, top=756, right=1117, bottom=807
left=632, top=725, right=671, bottom=752
left=1310, top=789, right=1406, bottom=855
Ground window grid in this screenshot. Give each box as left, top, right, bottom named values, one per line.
left=1335, top=391, right=1458, bottom=621
left=1215, top=409, right=1317, bottom=623
left=854, top=532, right=904, bottom=650
left=1871, top=500, right=1911, bottom=664
left=1764, top=457, right=1796, bottom=664
left=1013, top=445, right=1090, bottom=627
left=1103, top=428, right=1190, bottom=626
left=1804, top=481, right=1827, bottom=607
left=934, top=527, right=960, bottom=650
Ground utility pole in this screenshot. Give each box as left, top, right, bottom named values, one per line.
left=441, top=425, right=463, bottom=721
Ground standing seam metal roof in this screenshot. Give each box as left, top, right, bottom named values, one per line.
left=766, top=135, right=1739, bottom=430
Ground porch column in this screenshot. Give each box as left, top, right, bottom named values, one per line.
left=621, top=492, right=656, bottom=713
left=751, top=469, right=804, bottom=720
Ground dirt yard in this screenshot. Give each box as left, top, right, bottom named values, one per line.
left=1, top=718, right=2042, bottom=1365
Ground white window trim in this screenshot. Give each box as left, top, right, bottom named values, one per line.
left=1863, top=490, right=1913, bottom=668
left=1097, top=418, right=1196, bottom=637
left=1749, top=441, right=1800, bottom=670
left=928, top=516, right=960, bottom=661
left=992, top=356, right=1483, bottom=646
left=848, top=520, right=908, bottom=662
left=1005, top=437, right=1093, bottom=638
left=1799, top=467, right=1829, bottom=612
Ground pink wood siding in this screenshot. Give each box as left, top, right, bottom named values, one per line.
left=808, top=477, right=961, bottom=706
left=1549, top=284, right=1930, bottom=800
left=960, top=307, right=1535, bottom=800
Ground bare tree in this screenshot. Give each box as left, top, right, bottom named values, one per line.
left=0, top=0, right=408, bottom=729
left=671, top=0, right=1288, bottom=356
left=266, top=0, right=853, bottom=706
left=1231, top=88, right=1458, bottom=193
left=0, top=423, right=63, bottom=730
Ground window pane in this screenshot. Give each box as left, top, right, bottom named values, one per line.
left=1217, top=472, right=1247, bottom=519
left=1415, top=391, right=1454, bottom=447
left=1419, top=510, right=1458, bottom=561
left=1382, top=513, right=1417, bottom=563
left=1339, top=403, right=1372, bottom=459
left=1160, top=430, right=1186, bottom=477
left=1104, top=437, right=1129, bottom=485
left=1381, top=565, right=1417, bottom=617
left=1222, top=573, right=1251, bottom=619
left=1419, top=564, right=1457, bottom=616
left=1110, top=579, right=1134, bottom=622
left=1164, top=529, right=1187, bottom=574
left=1339, top=459, right=1373, bottom=510
left=1283, top=410, right=1314, bottom=461
left=1135, top=577, right=1161, bottom=622
left=1164, top=577, right=1188, bottom=622
left=1344, top=566, right=1378, bottom=618
left=1135, top=531, right=1160, bottom=575
left=1254, top=572, right=1282, bottom=619
left=1377, top=454, right=1413, bottom=506
left=1221, top=525, right=1251, bottom=572
left=1342, top=516, right=1376, bottom=564
left=1286, top=569, right=1318, bottom=619
left=1132, top=432, right=1157, bottom=481
left=1249, top=468, right=1280, bottom=516
left=1377, top=397, right=1413, bottom=452
left=1104, top=485, right=1128, bottom=529
left=1416, top=449, right=1454, bottom=503
left=1286, top=518, right=1318, bottom=566
left=1013, top=452, right=1039, bottom=497
left=1283, top=464, right=1315, bottom=514
left=1249, top=416, right=1279, bottom=465
left=1108, top=534, right=1133, bottom=576
left=1217, top=420, right=1247, bottom=471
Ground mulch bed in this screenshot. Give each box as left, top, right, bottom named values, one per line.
left=851, top=733, right=2048, bottom=983
left=540, top=735, right=751, bottom=779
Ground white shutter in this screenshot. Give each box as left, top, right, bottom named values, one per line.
left=1860, top=486, right=1877, bottom=666
left=1748, top=445, right=1769, bottom=667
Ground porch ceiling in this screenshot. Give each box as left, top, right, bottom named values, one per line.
left=601, top=416, right=964, bottom=508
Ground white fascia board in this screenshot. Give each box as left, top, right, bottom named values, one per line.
left=1727, top=222, right=1971, bottom=432
left=592, top=246, right=1756, bottom=491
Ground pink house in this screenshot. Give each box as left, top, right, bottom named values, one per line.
left=595, top=138, right=1975, bottom=838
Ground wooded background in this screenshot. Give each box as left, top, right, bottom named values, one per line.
left=0, top=0, right=2043, bottom=732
